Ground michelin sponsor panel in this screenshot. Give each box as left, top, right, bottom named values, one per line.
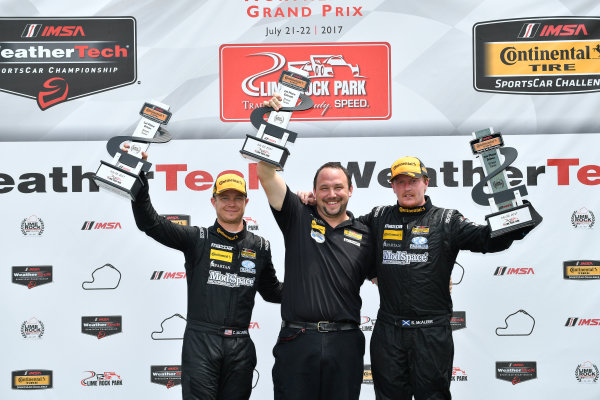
left=1, top=135, right=599, bottom=399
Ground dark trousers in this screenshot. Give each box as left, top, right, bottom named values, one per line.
left=181, top=325, right=256, bottom=400
left=371, top=320, right=454, bottom=400
left=272, top=326, right=365, bottom=400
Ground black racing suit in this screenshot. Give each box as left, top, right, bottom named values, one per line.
left=359, top=196, right=539, bottom=400
left=132, top=175, right=282, bottom=400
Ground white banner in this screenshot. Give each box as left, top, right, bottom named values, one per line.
left=1, top=135, right=599, bottom=399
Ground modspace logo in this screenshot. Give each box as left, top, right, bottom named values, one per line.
left=0, top=17, right=136, bottom=109
left=474, top=17, right=600, bottom=94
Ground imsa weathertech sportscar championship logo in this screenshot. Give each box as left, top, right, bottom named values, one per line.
left=81, top=316, right=122, bottom=339
left=12, top=266, right=52, bottom=288
left=496, top=361, right=537, bottom=384
left=474, top=17, right=600, bottom=94
left=219, top=42, right=391, bottom=121
left=0, top=17, right=136, bottom=109
left=151, top=365, right=182, bottom=388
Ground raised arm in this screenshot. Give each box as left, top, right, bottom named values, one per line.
left=257, top=162, right=287, bottom=211
left=131, top=173, right=198, bottom=252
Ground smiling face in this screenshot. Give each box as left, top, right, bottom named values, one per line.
left=211, top=189, right=248, bottom=225
left=313, top=167, right=353, bottom=223
left=391, top=174, right=429, bottom=208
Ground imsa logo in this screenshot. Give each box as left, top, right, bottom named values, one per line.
left=81, top=221, right=122, bottom=230
left=565, top=317, right=600, bottom=327
left=494, top=266, right=535, bottom=275
left=150, top=271, right=186, bottom=280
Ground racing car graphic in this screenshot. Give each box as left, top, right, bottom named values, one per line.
left=289, top=55, right=365, bottom=78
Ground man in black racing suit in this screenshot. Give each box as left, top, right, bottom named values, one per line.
left=132, top=171, right=282, bottom=400
left=359, top=156, right=541, bottom=400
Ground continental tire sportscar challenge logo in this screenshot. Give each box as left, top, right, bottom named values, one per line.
left=0, top=17, right=136, bottom=110
left=474, top=17, right=600, bottom=94
left=563, top=260, right=600, bottom=280
left=12, top=370, right=53, bottom=390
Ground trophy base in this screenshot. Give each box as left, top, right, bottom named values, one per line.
left=486, top=203, right=536, bottom=238
left=240, top=134, right=289, bottom=170
left=93, top=161, right=144, bottom=201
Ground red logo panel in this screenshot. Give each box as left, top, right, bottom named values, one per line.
left=219, top=42, right=391, bottom=121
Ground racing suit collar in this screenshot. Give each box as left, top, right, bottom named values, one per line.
left=396, top=196, right=432, bottom=216
left=310, top=206, right=356, bottom=230
left=214, top=219, right=247, bottom=241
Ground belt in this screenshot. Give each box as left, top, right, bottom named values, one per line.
left=377, top=310, right=450, bottom=329
left=187, top=319, right=249, bottom=337
left=282, top=320, right=358, bottom=333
